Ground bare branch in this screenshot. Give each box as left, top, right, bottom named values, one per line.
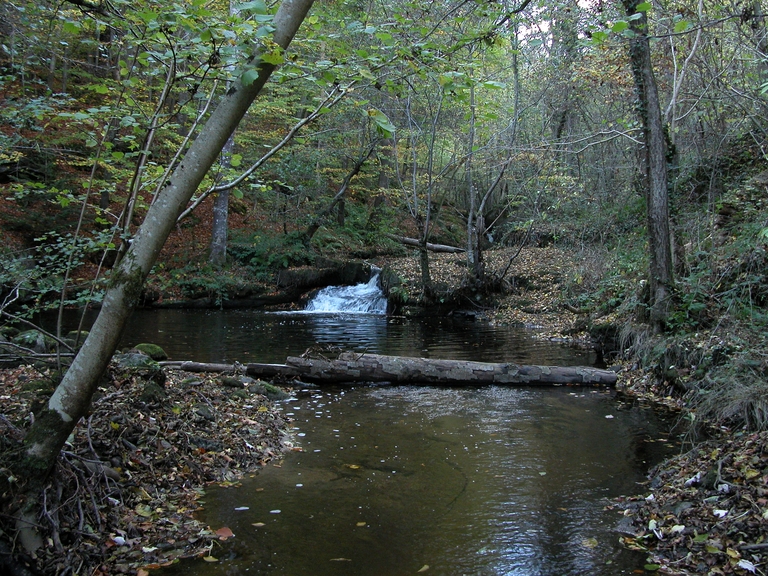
left=176, top=84, right=349, bottom=223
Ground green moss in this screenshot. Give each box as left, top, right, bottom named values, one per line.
left=19, top=409, right=72, bottom=482
left=109, top=262, right=148, bottom=307
left=21, top=379, right=56, bottom=394
left=133, top=343, right=168, bottom=360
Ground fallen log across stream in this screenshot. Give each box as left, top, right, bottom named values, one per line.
left=162, top=352, right=617, bottom=386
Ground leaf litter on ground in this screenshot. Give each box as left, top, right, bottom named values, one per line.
left=0, top=362, right=292, bottom=575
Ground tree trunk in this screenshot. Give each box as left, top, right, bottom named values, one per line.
left=383, top=234, right=465, bottom=253
left=209, top=133, right=235, bottom=267
left=302, top=141, right=377, bottom=245
left=466, top=82, right=484, bottom=284
left=245, top=353, right=618, bottom=386
left=622, top=0, right=673, bottom=331
left=209, top=188, right=230, bottom=267
left=17, top=0, right=315, bottom=498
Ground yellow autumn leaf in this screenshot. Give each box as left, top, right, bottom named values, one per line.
left=581, top=537, right=598, bottom=548
left=345, top=464, right=360, bottom=469
left=135, top=504, right=153, bottom=517
left=203, top=555, right=218, bottom=562
left=356, top=521, right=366, bottom=527
left=417, top=565, right=429, bottom=572
left=744, top=468, right=760, bottom=480
left=110, top=421, right=120, bottom=430
left=257, top=405, right=268, bottom=412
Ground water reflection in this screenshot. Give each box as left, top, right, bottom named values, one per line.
left=157, top=386, right=671, bottom=576
left=44, top=307, right=670, bottom=575
left=47, top=308, right=595, bottom=366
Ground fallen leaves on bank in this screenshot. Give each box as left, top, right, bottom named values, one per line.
left=378, top=246, right=584, bottom=339
left=0, top=363, right=292, bottom=575
left=614, top=429, right=768, bottom=575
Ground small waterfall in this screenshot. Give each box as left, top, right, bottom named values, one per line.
left=305, top=272, right=387, bottom=315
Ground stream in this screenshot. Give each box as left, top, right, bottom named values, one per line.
left=156, top=385, right=673, bottom=576
left=50, top=278, right=676, bottom=575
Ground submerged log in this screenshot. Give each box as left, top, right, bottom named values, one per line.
left=246, top=352, right=617, bottom=386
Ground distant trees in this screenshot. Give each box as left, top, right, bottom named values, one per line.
left=2, top=0, right=767, bottom=467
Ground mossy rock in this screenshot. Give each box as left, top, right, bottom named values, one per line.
left=63, top=330, right=89, bottom=348
left=66, top=330, right=88, bottom=340
left=132, top=343, right=168, bottom=361
left=114, top=352, right=161, bottom=371
left=12, top=330, right=56, bottom=353
left=113, top=352, right=166, bottom=386
left=248, top=379, right=290, bottom=400
left=140, top=382, right=167, bottom=403
left=0, top=325, right=20, bottom=339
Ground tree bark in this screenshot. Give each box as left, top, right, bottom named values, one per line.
left=209, top=132, right=235, bottom=267
left=18, top=0, right=315, bottom=495
left=622, top=0, right=673, bottom=331
left=245, top=353, right=618, bottom=386
left=384, top=234, right=465, bottom=253
left=302, top=141, right=377, bottom=245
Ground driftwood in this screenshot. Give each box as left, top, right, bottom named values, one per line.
left=160, top=361, right=240, bottom=373
left=245, top=352, right=617, bottom=386
left=384, top=234, right=466, bottom=254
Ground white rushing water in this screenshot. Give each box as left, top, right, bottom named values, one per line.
left=304, top=272, right=387, bottom=315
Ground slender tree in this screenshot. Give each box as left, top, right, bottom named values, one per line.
left=621, top=0, right=673, bottom=331
left=15, top=0, right=315, bottom=547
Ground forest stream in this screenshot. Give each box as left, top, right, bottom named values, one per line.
left=63, top=293, right=679, bottom=576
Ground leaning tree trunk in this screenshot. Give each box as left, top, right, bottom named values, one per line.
left=18, top=0, right=315, bottom=495
left=622, top=0, right=673, bottom=331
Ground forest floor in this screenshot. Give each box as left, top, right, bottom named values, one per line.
left=1, top=246, right=765, bottom=576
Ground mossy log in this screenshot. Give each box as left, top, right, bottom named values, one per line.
left=245, top=352, right=617, bottom=387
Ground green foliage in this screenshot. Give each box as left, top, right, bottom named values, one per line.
left=229, top=231, right=312, bottom=275
left=691, top=342, right=768, bottom=431
left=167, top=263, right=255, bottom=304
left=0, top=228, right=111, bottom=316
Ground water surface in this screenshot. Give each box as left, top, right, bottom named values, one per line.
left=52, top=308, right=596, bottom=366
left=49, top=307, right=671, bottom=575
left=157, top=384, right=671, bottom=576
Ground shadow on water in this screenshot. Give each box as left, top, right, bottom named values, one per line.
left=156, top=385, right=673, bottom=576
left=48, top=308, right=596, bottom=366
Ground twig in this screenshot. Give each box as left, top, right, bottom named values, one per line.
left=741, top=542, right=768, bottom=551
left=498, top=221, right=534, bottom=281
